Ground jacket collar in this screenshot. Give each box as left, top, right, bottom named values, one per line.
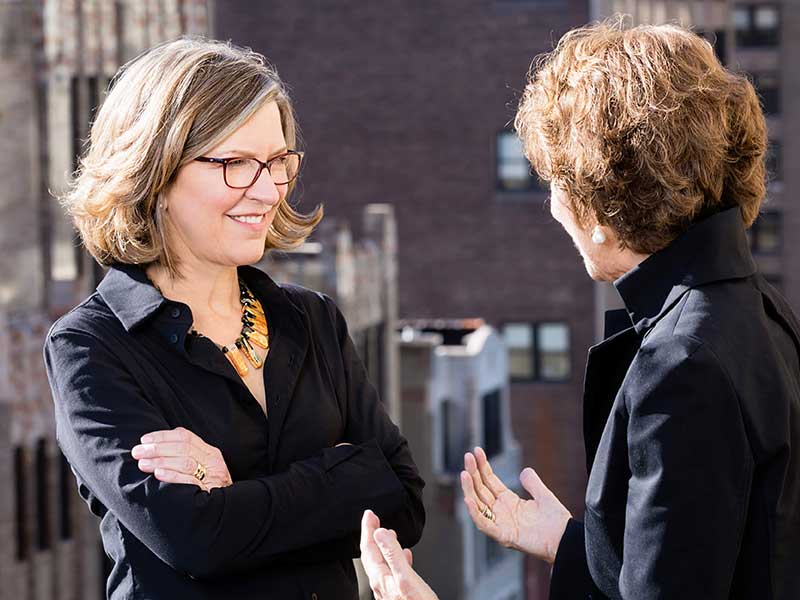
left=97, top=262, right=304, bottom=335
left=613, top=207, right=757, bottom=334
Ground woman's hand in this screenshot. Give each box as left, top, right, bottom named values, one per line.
left=132, top=427, right=233, bottom=492
left=461, top=446, right=572, bottom=564
left=360, top=510, right=438, bottom=600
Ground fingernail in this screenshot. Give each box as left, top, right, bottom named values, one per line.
left=138, top=459, right=152, bottom=468
left=131, top=446, right=142, bottom=458
left=140, top=434, right=153, bottom=443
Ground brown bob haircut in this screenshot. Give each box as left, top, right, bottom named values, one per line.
left=61, top=37, right=322, bottom=277
left=515, top=18, right=768, bottom=254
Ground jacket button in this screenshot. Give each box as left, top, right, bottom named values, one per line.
left=311, top=594, right=318, bottom=600
left=170, top=307, right=181, bottom=318
left=169, top=333, right=179, bottom=344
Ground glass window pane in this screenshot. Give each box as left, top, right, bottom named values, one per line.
left=503, top=323, right=532, bottom=348
left=733, top=7, right=750, bottom=30
left=754, top=212, right=781, bottom=253
left=536, top=322, right=570, bottom=381
left=540, top=353, right=571, bottom=380
left=498, top=132, right=524, bottom=159
left=538, top=323, right=569, bottom=352
left=755, top=6, right=778, bottom=29
left=503, top=323, right=534, bottom=379
left=497, top=132, right=537, bottom=191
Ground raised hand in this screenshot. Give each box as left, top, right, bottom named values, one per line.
left=132, top=427, right=233, bottom=492
left=360, top=510, right=437, bottom=600
left=460, top=446, right=571, bottom=564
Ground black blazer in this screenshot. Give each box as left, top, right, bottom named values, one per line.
left=44, top=264, right=425, bottom=600
left=550, top=209, right=800, bottom=600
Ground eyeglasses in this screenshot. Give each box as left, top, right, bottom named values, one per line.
left=194, top=150, right=303, bottom=189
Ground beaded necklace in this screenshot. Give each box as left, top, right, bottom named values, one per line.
left=152, top=276, right=270, bottom=377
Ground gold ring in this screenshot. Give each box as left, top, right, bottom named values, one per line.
left=193, top=461, right=207, bottom=482
left=481, top=505, right=495, bottom=522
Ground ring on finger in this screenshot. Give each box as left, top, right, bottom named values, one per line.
left=193, top=460, right=207, bottom=482
left=481, top=504, right=496, bottom=522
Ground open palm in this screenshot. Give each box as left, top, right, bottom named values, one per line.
left=460, top=447, right=572, bottom=564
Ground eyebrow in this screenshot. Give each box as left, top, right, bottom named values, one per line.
left=216, top=147, right=288, bottom=159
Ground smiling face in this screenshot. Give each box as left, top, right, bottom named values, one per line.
left=162, top=101, right=289, bottom=270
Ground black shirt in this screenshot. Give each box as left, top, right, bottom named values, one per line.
left=44, top=263, right=425, bottom=600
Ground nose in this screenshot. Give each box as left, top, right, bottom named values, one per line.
left=245, top=168, right=282, bottom=205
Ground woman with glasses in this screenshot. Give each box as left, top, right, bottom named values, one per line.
left=44, top=37, right=424, bottom=600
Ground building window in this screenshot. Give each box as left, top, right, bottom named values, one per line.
left=502, top=322, right=571, bottom=382
left=503, top=323, right=534, bottom=380
left=441, top=399, right=469, bottom=474
left=36, top=439, right=51, bottom=550
left=766, top=141, right=782, bottom=184
left=749, top=212, right=781, bottom=254
left=733, top=4, right=780, bottom=47
left=752, top=72, right=780, bottom=115
left=482, top=390, right=503, bottom=459
left=496, top=131, right=543, bottom=193
left=698, top=30, right=727, bottom=65
left=59, top=451, right=73, bottom=540
left=14, top=447, right=28, bottom=561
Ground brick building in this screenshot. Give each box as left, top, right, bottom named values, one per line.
left=214, top=2, right=594, bottom=598
left=215, top=2, right=800, bottom=598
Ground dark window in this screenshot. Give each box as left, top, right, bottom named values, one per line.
left=59, top=451, right=73, bottom=540
left=752, top=72, right=780, bottom=115
left=734, top=4, right=780, bottom=47
left=503, top=323, right=534, bottom=380
left=749, top=212, right=781, bottom=254
left=496, top=131, right=545, bottom=193
left=14, top=447, right=28, bottom=561
left=36, top=439, right=51, bottom=550
left=698, top=29, right=727, bottom=65
left=482, top=390, right=502, bottom=458
left=767, top=141, right=782, bottom=183
left=502, top=322, right=571, bottom=382
left=441, top=399, right=469, bottom=473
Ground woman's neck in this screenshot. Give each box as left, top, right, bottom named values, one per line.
left=145, top=260, right=241, bottom=321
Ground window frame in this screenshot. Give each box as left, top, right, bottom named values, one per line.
left=494, top=130, right=547, bottom=195
left=733, top=3, right=780, bottom=48
left=501, top=321, right=572, bottom=383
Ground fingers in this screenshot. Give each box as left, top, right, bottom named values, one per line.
left=360, top=510, right=382, bottom=559
left=374, top=528, right=411, bottom=579
left=462, top=494, right=497, bottom=535
left=136, top=456, right=200, bottom=475
left=519, top=467, right=544, bottom=501
left=132, top=441, right=195, bottom=460
left=360, top=510, right=395, bottom=600
left=474, top=446, right=508, bottom=497
left=138, top=428, right=210, bottom=459
left=404, top=548, right=413, bottom=567
left=464, top=452, right=496, bottom=508
left=140, top=427, right=194, bottom=444
left=151, top=467, right=205, bottom=488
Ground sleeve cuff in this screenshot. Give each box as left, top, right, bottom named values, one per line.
left=549, top=519, right=599, bottom=599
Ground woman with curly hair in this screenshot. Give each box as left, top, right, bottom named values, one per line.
left=360, top=19, right=799, bottom=600
left=44, top=37, right=424, bottom=599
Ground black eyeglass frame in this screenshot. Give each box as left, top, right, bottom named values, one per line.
left=194, top=150, right=304, bottom=188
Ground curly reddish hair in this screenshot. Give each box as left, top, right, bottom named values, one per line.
left=515, top=18, right=767, bottom=253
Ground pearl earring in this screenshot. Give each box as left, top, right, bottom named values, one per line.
left=591, top=226, right=606, bottom=245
